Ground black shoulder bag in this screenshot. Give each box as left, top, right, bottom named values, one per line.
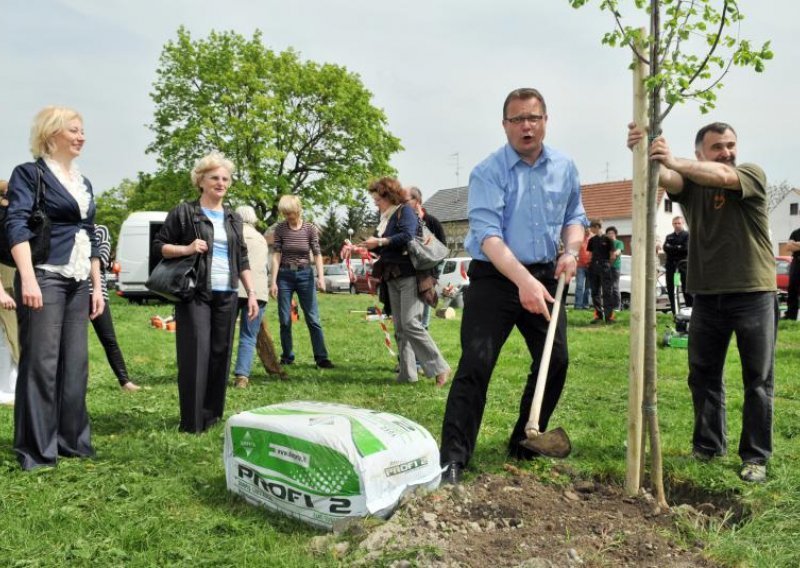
left=145, top=208, right=202, bottom=303
left=0, top=166, right=52, bottom=267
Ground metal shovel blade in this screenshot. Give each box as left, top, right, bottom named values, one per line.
left=519, top=427, right=572, bottom=459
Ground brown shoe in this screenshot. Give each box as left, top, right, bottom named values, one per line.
left=121, top=382, right=141, bottom=392
left=234, top=376, right=249, bottom=389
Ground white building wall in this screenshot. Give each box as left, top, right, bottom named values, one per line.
left=769, top=189, right=800, bottom=254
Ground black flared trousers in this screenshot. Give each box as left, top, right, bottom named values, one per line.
left=174, top=291, right=238, bottom=433
left=439, top=260, right=569, bottom=468
left=90, top=300, right=129, bottom=385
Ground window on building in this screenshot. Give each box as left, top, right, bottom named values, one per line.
left=791, top=203, right=798, bottom=216
left=664, top=199, right=673, bottom=213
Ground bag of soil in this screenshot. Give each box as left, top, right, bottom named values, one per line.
left=224, top=401, right=441, bottom=530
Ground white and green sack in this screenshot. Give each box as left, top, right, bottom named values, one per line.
left=224, top=401, right=441, bottom=530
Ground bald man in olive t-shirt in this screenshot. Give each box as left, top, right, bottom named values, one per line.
left=627, top=121, right=776, bottom=484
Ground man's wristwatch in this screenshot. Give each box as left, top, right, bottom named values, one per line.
left=565, top=249, right=579, bottom=261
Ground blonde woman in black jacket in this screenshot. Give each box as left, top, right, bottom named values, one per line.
left=153, top=152, right=258, bottom=433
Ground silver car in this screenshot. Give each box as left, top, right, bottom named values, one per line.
left=323, top=264, right=351, bottom=293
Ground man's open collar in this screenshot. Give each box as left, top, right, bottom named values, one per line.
left=503, top=143, right=551, bottom=170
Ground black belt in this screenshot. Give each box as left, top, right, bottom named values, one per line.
left=280, top=263, right=310, bottom=271
left=471, top=259, right=555, bottom=280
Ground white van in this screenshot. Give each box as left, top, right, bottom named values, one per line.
left=115, top=211, right=168, bottom=303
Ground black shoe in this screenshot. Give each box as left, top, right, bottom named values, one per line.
left=508, top=444, right=541, bottom=461
left=279, top=357, right=294, bottom=365
left=316, top=359, right=335, bottom=369
left=441, top=462, right=463, bottom=485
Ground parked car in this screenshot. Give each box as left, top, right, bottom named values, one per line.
left=568, top=255, right=670, bottom=311
left=776, top=255, right=791, bottom=300
left=433, top=257, right=472, bottom=308
left=322, top=264, right=350, bottom=293
left=350, top=263, right=380, bottom=295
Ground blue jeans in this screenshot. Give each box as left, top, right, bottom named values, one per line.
left=277, top=267, right=329, bottom=362
left=688, top=292, right=777, bottom=464
left=574, top=266, right=591, bottom=309
left=233, top=301, right=266, bottom=378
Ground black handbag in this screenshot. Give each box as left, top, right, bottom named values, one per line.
left=145, top=214, right=201, bottom=302
left=0, top=166, right=51, bottom=267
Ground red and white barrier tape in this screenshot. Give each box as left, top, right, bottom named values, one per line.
left=340, top=240, right=395, bottom=356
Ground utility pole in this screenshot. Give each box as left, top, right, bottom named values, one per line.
left=450, top=152, right=460, bottom=187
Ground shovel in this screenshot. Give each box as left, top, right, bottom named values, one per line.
left=519, top=272, right=572, bottom=458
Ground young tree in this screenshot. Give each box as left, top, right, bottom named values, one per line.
left=567, top=0, right=772, bottom=508
left=148, top=28, right=402, bottom=224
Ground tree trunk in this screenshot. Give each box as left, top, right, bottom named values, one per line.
left=646, top=0, right=669, bottom=511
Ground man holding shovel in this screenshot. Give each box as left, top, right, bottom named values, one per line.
left=627, top=122, right=777, bottom=483
left=439, top=88, right=587, bottom=484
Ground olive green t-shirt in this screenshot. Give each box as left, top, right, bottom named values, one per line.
left=669, top=163, right=775, bottom=294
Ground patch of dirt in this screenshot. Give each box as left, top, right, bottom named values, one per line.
left=315, top=464, right=729, bottom=567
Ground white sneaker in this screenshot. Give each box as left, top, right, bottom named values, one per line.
left=739, top=463, right=767, bottom=483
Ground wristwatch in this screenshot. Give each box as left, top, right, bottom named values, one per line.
left=566, top=249, right=579, bottom=260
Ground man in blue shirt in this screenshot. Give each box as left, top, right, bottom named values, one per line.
left=440, top=88, right=588, bottom=484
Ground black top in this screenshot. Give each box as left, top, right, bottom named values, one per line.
left=791, top=228, right=800, bottom=260
left=6, top=159, right=100, bottom=264
left=153, top=200, right=250, bottom=301
left=587, top=234, right=613, bottom=262
left=663, top=229, right=689, bottom=266
left=423, top=212, right=446, bottom=245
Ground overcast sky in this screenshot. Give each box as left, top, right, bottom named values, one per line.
left=1, top=0, right=795, bottom=205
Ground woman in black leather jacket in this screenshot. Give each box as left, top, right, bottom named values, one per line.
left=153, top=151, right=258, bottom=433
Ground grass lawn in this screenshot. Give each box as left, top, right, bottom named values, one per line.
left=1, top=292, right=798, bottom=567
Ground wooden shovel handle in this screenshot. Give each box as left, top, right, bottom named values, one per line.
left=527, top=272, right=566, bottom=433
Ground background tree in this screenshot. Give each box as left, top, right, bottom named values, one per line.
left=94, top=178, right=137, bottom=248
left=148, top=27, right=402, bottom=224
left=767, top=180, right=795, bottom=212
left=344, top=196, right=376, bottom=241
left=94, top=171, right=196, bottom=246
left=318, top=208, right=346, bottom=261
left=568, top=0, right=772, bottom=508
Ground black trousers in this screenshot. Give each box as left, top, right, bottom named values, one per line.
left=91, top=300, right=129, bottom=385
left=688, top=292, right=777, bottom=464
left=589, top=260, right=614, bottom=319
left=786, top=258, right=800, bottom=319
left=666, top=261, right=693, bottom=313
left=440, top=261, right=568, bottom=467
left=14, top=271, right=93, bottom=470
left=175, top=291, right=238, bottom=433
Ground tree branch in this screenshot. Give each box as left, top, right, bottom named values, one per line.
left=613, top=8, right=650, bottom=65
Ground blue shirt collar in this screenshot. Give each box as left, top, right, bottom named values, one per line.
left=503, top=143, right=550, bottom=170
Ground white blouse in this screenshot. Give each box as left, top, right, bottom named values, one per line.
left=38, top=158, right=92, bottom=281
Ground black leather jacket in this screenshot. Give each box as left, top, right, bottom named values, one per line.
left=153, top=200, right=250, bottom=301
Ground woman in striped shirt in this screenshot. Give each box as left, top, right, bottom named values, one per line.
left=269, top=195, right=334, bottom=368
